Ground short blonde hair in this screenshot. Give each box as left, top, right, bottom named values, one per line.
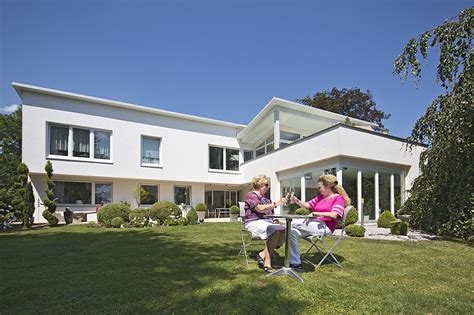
left=251, top=175, right=270, bottom=190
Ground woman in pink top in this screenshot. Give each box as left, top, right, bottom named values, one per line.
left=288, top=174, right=351, bottom=268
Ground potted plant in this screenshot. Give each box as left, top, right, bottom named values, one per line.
left=229, top=205, right=240, bottom=222
left=195, top=203, right=207, bottom=223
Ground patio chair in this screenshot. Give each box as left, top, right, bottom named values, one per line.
left=301, top=205, right=353, bottom=269
left=237, top=201, right=276, bottom=265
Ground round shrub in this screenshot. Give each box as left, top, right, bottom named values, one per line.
left=378, top=210, right=396, bottom=228
left=111, top=217, right=124, bottom=228
left=287, top=203, right=299, bottom=214
left=164, top=217, right=179, bottom=226
left=87, top=221, right=98, bottom=228
left=98, top=203, right=130, bottom=227
left=149, top=201, right=180, bottom=224
left=391, top=220, right=408, bottom=236
left=195, top=203, right=207, bottom=212
left=295, top=208, right=310, bottom=215
left=345, top=225, right=366, bottom=237
left=337, top=207, right=358, bottom=229
left=129, top=208, right=149, bottom=227
left=122, top=222, right=132, bottom=228
left=178, top=217, right=189, bottom=226
left=186, top=208, right=198, bottom=225
left=229, top=205, right=240, bottom=215
left=42, top=210, right=59, bottom=226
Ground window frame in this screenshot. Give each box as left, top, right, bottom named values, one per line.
left=208, top=145, right=240, bottom=173
left=47, top=123, right=113, bottom=164
left=139, top=184, right=159, bottom=206
left=53, top=180, right=113, bottom=206
left=140, top=135, right=163, bottom=168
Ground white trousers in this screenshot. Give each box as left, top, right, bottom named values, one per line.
left=289, top=220, right=332, bottom=265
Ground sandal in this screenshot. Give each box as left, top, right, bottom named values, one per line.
left=255, top=253, right=264, bottom=268
left=263, top=265, right=274, bottom=274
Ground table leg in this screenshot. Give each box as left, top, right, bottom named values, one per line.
left=267, top=217, right=304, bottom=282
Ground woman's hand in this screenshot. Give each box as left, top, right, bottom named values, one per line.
left=277, top=196, right=288, bottom=206
left=290, top=192, right=299, bottom=204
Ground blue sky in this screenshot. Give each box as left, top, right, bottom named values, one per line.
left=1, top=0, right=471, bottom=137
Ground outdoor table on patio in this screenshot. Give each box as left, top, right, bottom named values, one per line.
left=264, top=214, right=309, bottom=282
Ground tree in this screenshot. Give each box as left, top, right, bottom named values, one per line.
left=394, top=7, right=472, bottom=238
left=43, top=161, right=59, bottom=226
left=11, top=162, right=34, bottom=228
left=0, top=107, right=22, bottom=209
left=296, top=87, right=391, bottom=131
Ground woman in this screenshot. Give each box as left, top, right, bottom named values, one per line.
left=288, top=174, right=351, bottom=268
left=245, top=175, right=288, bottom=273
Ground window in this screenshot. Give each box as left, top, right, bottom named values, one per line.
left=209, top=146, right=239, bottom=171
left=140, top=185, right=158, bottom=205
left=94, top=131, right=111, bottom=159
left=53, top=181, right=92, bottom=204
left=174, top=186, right=191, bottom=205
left=50, top=126, right=69, bottom=156
left=255, top=135, right=274, bottom=157
left=49, top=124, right=111, bottom=161
left=280, top=131, right=300, bottom=147
left=244, top=150, right=253, bottom=162
left=95, top=183, right=112, bottom=204
left=141, top=136, right=161, bottom=165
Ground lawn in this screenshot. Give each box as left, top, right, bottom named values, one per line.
left=1, top=223, right=472, bottom=314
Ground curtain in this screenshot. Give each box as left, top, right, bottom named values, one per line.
left=50, top=126, right=69, bottom=155
left=94, top=131, right=110, bottom=159
left=73, top=128, right=90, bottom=157
left=142, top=138, right=160, bottom=164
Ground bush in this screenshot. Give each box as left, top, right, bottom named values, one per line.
left=111, top=217, right=124, bottom=228
left=186, top=208, right=198, bottom=225
left=42, top=210, right=59, bottom=227
left=229, top=205, right=240, bottom=215
left=378, top=210, right=397, bottom=228
left=149, top=201, right=180, bottom=224
left=287, top=203, right=299, bottom=214
left=337, top=207, right=358, bottom=229
left=195, top=203, right=207, bottom=212
left=295, top=208, right=310, bottom=215
left=345, top=225, right=366, bottom=237
left=97, top=203, right=131, bottom=227
left=87, top=221, right=99, bottom=228
left=391, top=220, right=408, bottom=235
left=0, top=214, right=5, bottom=224
left=129, top=208, right=149, bottom=227
left=164, top=217, right=189, bottom=226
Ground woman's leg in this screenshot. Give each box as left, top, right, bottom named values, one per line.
left=262, top=231, right=280, bottom=268
left=289, top=220, right=328, bottom=265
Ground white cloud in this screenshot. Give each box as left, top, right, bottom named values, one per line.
left=1, top=104, right=20, bottom=113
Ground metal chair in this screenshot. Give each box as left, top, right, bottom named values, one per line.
left=237, top=201, right=277, bottom=265
left=301, top=205, right=353, bottom=269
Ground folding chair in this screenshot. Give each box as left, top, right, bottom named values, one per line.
left=237, top=201, right=276, bottom=265
left=302, top=205, right=353, bottom=269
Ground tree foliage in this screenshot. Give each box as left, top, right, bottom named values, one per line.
left=11, top=162, right=34, bottom=228
left=0, top=107, right=22, bottom=209
left=395, top=7, right=473, bottom=238
left=296, top=87, right=391, bottom=131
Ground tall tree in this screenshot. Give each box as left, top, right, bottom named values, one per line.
left=395, top=7, right=472, bottom=238
left=296, top=87, right=391, bottom=131
left=0, top=107, right=22, bottom=210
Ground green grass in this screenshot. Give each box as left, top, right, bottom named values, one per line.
left=1, top=223, right=473, bottom=314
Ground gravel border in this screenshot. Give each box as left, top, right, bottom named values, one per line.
left=337, top=224, right=437, bottom=241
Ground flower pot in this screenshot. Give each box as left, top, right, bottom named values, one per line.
left=197, top=211, right=206, bottom=223
left=229, top=213, right=238, bottom=222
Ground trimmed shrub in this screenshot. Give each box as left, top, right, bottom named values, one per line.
left=295, top=208, right=310, bottom=215
left=98, top=203, right=131, bottom=227
left=164, top=217, right=189, bottom=226
left=378, top=210, right=397, bottom=228
left=42, top=210, right=59, bottom=226
left=345, top=225, right=366, bottom=237
left=391, top=220, right=408, bottom=236
left=287, top=203, right=299, bottom=214
left=229, top=205, right=240, bottom=215
left=337, top=207, right=358, bottom=229
left=149, top=201, right=180, bottom=224
left=195, top=203, right=207, bottom=212
left=129, top=208, right=149, bottom=228
left=87, top=221, right=99, bottom=228
left=111, top=217, right=124, bottom=228
left=122, top=222, right=132, bottom=228
left=186, top=208, right=198, bottom=225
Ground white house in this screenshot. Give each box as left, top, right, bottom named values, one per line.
left=13, top=82, right=424, bottom=223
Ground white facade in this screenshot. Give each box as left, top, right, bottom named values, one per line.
left=14, top=83, right=424, bottom=223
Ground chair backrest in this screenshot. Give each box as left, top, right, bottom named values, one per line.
left=339, top=205, right=354, bottom=236
left=238, top=202, right=246, bottom=217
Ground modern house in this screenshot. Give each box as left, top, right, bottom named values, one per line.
left=13, top=82, right=424, bottom=224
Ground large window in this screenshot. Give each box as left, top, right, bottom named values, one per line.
left=49, top=124, right=111, bottom=161
left=53, top=181, right=92, bottom=204
left=255, top=135, right=274, bottom=157
left=244, top=150, right=253, bottom=162
left=140, top=185, right=158, bottom=205
left=174, top=186, right=191, bottom=205
left=379, top=173, right=391, bottom=214
left=209, top=146, right=239, bottom=171
left=280, top=131, right=300, bottom=148
left=342, top=168, right=358, bottom=210
left=141, top=136, right=161, bottom=166
left=281, top=176, right=301, bottom=214
left=95, top=183, right=112, bottom=204
left=362, top=170, right=376, bottom=221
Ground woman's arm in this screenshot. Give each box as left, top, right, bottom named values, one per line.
left=290, top=194, right=311, bottom=209
left=255, top=197, right=288, bottom=212
left=311, top=211, right=338, bottom=219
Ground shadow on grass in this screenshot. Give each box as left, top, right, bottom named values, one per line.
left=0, top=226, right=306, bottom=313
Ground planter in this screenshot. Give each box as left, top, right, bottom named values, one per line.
left=397, top=214, right=411, bottom=223
left=197, top=211, right=206, bottom=223
left=229, top=213, right=238, bottom=222
left=64, top=207, right=73, bottom=224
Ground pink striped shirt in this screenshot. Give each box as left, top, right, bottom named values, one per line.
left=307, top=194, right=345, bottom=232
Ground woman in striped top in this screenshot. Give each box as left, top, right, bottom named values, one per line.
left=288, top=174, right=351, bottom=269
